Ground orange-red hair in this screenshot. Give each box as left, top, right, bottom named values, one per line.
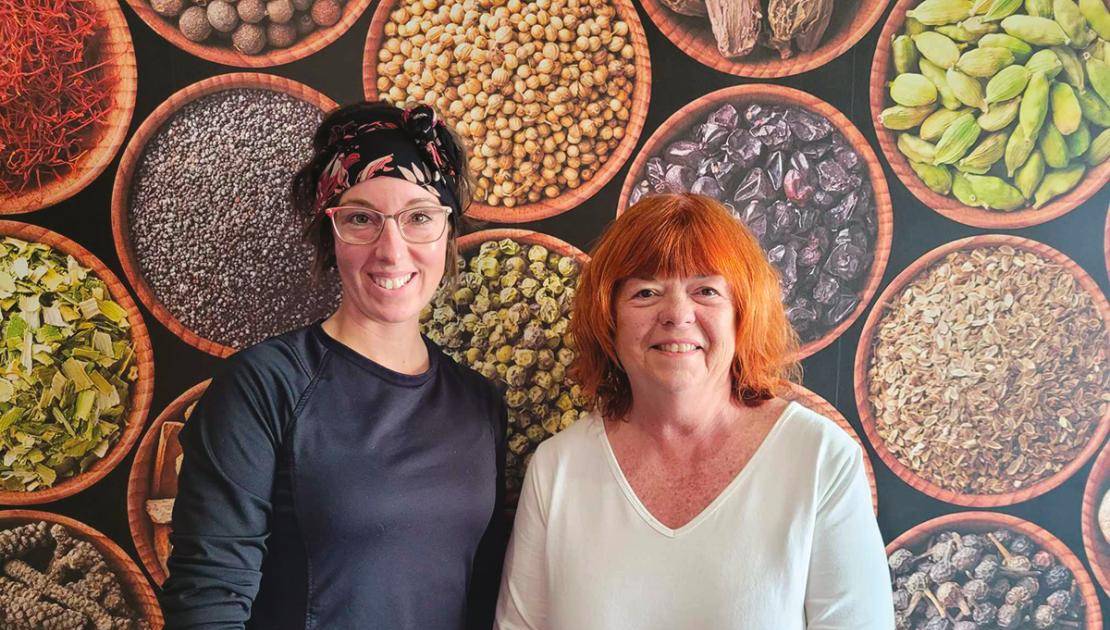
left=570, top=193, right=800, bottom=420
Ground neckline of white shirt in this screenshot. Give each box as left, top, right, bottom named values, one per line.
left=591, top=400, right=801, bottom=538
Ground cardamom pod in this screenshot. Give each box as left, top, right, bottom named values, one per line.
left=1078, top=0, right=1110, bottom=39
left=893, top=35, right=920, bottom=74
left=1050, top=46, right=1085, bottom=89
left=937, top=24, right=981, bottom=41
left=881, top=104, right=939, bottom=130
left=957, top=131, right=1010, bottom=172
left=934, top=112, right=982, bottom=163
left=957, top=47, right=1016, bottom=76
left=1033, top=164, right=1085, bottom=207
left=985, top=64, right=1031, bottom=103
left=1001, top=15, right=1071, bottom=45
left=965, top=173, right=1027, bottom=209
left=1066, top=119, right=1091, bottom=157
left=1014, top=149, right=1046, bottom=197
left=909, top=160, right=954, bottom=194
left=891, top=73, right=941, bottom=106
left=1052, top=0, right=1094, bottom=46
left=898, top=133, right=940, bottom=163
left=922, top=108, right=969, bottom=140
left=1086, top=128, right=1110, bottom=165
left=952, top=172, right=983, bottom=206
left=961, top=16, right=1002, bottom=36
left=1038, top=122, right=1070, bottom=167
left=979, top=95, right=1022, bottom=130
left=1019, top=70, right=1050, bottom=137
left=914, top=31, right=962, bottom=68
left=1024, top=48, right=1063, bottom=78
left=1005, top=122, right=1037, bottom=174
left=1049, top=82, right=1082, bottom=135
left=978, top=33, right=1034, bottom=62
left=947, top=68, right=988, bottom=110
left=921, top=58, right=964, bottom=109
left=1076, top=87, right=1110, bottom=126
left=1025, top=0, right=1053, bottom=16
left=1086, top=57, right=1110, bottom=105
left=706, top=0, right=762, bottom=58
left=907, top=0, right=975, bottom=25
left=905, top=16, right=929, bottom=36
left=1086, top=38, right=1110, bottom=63
left=971, top=0, right=994, bottom=14
left=984, top=0, right=1023, bottom=21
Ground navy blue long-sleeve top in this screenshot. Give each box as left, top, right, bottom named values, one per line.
left=160, top=323, right=507, bottom=629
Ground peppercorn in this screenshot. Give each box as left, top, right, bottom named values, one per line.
left=178, top=5, right=213, bottom=41
left=150, top=0, right=186, bottom=17
left=206, top=0, right=239, bottom=32
left=232, top=22, right=266, bottom=54
left=311, top=0, right=341, bottom=26
left=267, top=0, right=294, bottom=23
left=237, top=0, right=266, bottom=23
left=267, top=22, right=297, bottom=47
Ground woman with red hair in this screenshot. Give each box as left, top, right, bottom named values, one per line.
left=495, top=194, right=892, bottom=629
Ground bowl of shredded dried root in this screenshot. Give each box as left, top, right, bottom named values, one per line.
left=640, top=0, right=890, bottom=77
left=0, top=510, right=162, bottom=629
left=854, top=234, right=1110, bottom=507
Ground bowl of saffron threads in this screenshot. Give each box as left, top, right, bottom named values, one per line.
left=0, top=0, right=137, bottom=214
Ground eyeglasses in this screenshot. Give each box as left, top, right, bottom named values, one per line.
left=326, top=205, right=452, bottom=245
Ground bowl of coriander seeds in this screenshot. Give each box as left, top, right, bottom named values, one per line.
left=364, top=0, right=652, bottom=222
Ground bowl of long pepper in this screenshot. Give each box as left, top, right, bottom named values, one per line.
left=0, top=0, right=137, bottom=214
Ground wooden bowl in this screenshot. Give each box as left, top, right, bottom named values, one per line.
left=362, top=0, right=652, bottom=223
left=785, top=383, right=879, bottom=514
left=870, top=0, right=1110, bottom=229
left=0, top=0, right=137, bottom=214
left=1104, top=206, right=1109, bottom=282
left=640, top=0, right=890, bottom=78
left=127, top=381, right=210, bottom=586
left=617, top=83, right=894, bottom=361
left=854, top=234, right=1110, bottom=507
left=111, top=73, right=337, bottom=359
left=0, top=222, right=154, bottom=505
left=122, top=0, right=373, bottom=68
left=0, top=509, right=163, bottom=628
left=886, top=511, right=1103, bottom=629
left=458, top=228, right=589, bottom=264
left=1082, top=440, right=1110, bottom=598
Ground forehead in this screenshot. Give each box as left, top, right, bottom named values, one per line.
left=338, top=177, right=438, bottom=207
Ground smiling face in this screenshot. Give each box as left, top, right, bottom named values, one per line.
left=331, top=177, right=449, bottom=328
left=613, top=274, right=738, bottom=399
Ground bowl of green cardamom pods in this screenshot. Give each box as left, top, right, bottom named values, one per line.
left=871, top=0, right=1110, bottom=228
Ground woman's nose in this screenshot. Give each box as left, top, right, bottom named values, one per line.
left=372, top=219, right=407, bottom=262
left=658, top=292, right=695, bottom=326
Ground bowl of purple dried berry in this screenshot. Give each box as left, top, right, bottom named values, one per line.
left=618, top=84, right=893, bottom=360
left=887, top=512, right=1103, bottom=630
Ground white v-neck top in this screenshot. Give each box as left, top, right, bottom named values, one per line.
left=494, top=402, right=895, bottom=630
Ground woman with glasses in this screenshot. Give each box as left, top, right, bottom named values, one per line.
left=161, top=102, right=507, bottom=630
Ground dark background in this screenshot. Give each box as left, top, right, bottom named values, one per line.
left=13, top=0, right=1110, bottom=615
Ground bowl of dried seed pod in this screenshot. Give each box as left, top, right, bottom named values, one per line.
left=640, top=0, right=890, bottom=77
left=886, top=512, right=1102, bottom=629
left=871, top=0, right=1110, bottom=229
left=0, top=0, right=137, bottom=214
left=0, top=222, right=154, bottom=506
left=420, top=229, right=588, bottom=503
left=127, top=380, right=209, bottom=586
left=123, top=0, right=372, bottom=67
left=0, top=510, right=162, bottom=628
left=618, top=84, right=894, bottom=361
left=784, top=383, right=879, bottom=514
left=855, top=234, right=1110, bottom=507
left=1082, top=440, right=1110, bottom=598
left=363, top=0, right=652, bottom=222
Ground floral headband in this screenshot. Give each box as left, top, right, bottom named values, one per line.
left=313, top=104, right=460, bottom=216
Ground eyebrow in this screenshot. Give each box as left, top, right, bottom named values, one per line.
left=340, top=197, right=441, bottom=210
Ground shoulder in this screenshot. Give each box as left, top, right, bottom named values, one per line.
left=432, top=343, right=503, bottom=402
left=776, top=401, right=864, bottom=473
left=529, top=412, right=602, bottom=473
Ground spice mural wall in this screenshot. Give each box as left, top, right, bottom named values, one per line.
left=0, top=0, right=1108, bottom=626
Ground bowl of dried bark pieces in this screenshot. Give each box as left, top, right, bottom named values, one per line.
left=127, top=380, right=209, bottom=586
left=784, top=383, right=879, bottom=514
left=886, top=511, right=1102, bottom=629
left=1082, top=440, right=1110, bottom=598
left=0, top=510, right=162, bottom=628
left=640, top=0, right=890, bottom=77
left=855, top=234, right=1110, bottom=507
left=364, top=0, right=652, bottom=222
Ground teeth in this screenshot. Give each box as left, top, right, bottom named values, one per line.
left=373, top=272, right=414, bottom=290
left=657, top=343, right=698, bottom=353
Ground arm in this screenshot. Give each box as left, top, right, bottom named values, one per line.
left=159, top=357, right=290, bottom=629
left=467, top=401, right=510, bottom=630
left=804, top=446, right=895, bottom=629
left=493, top=448, right=550, bottom=630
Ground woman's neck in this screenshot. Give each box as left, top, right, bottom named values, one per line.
left=620, top=381, right=739, bottom=445
left=321, top=303, right=429, bottom=375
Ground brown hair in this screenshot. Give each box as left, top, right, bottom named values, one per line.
left=290, top=101, right=474, bottom=281
left=570, top=193, right=801, bottom=420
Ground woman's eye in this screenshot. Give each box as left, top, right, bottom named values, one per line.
left=698, top=286, right=721, bottom=297
left=633, top=288, right=656, bottom=299
left=406, top=211, right=432, bottom=224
